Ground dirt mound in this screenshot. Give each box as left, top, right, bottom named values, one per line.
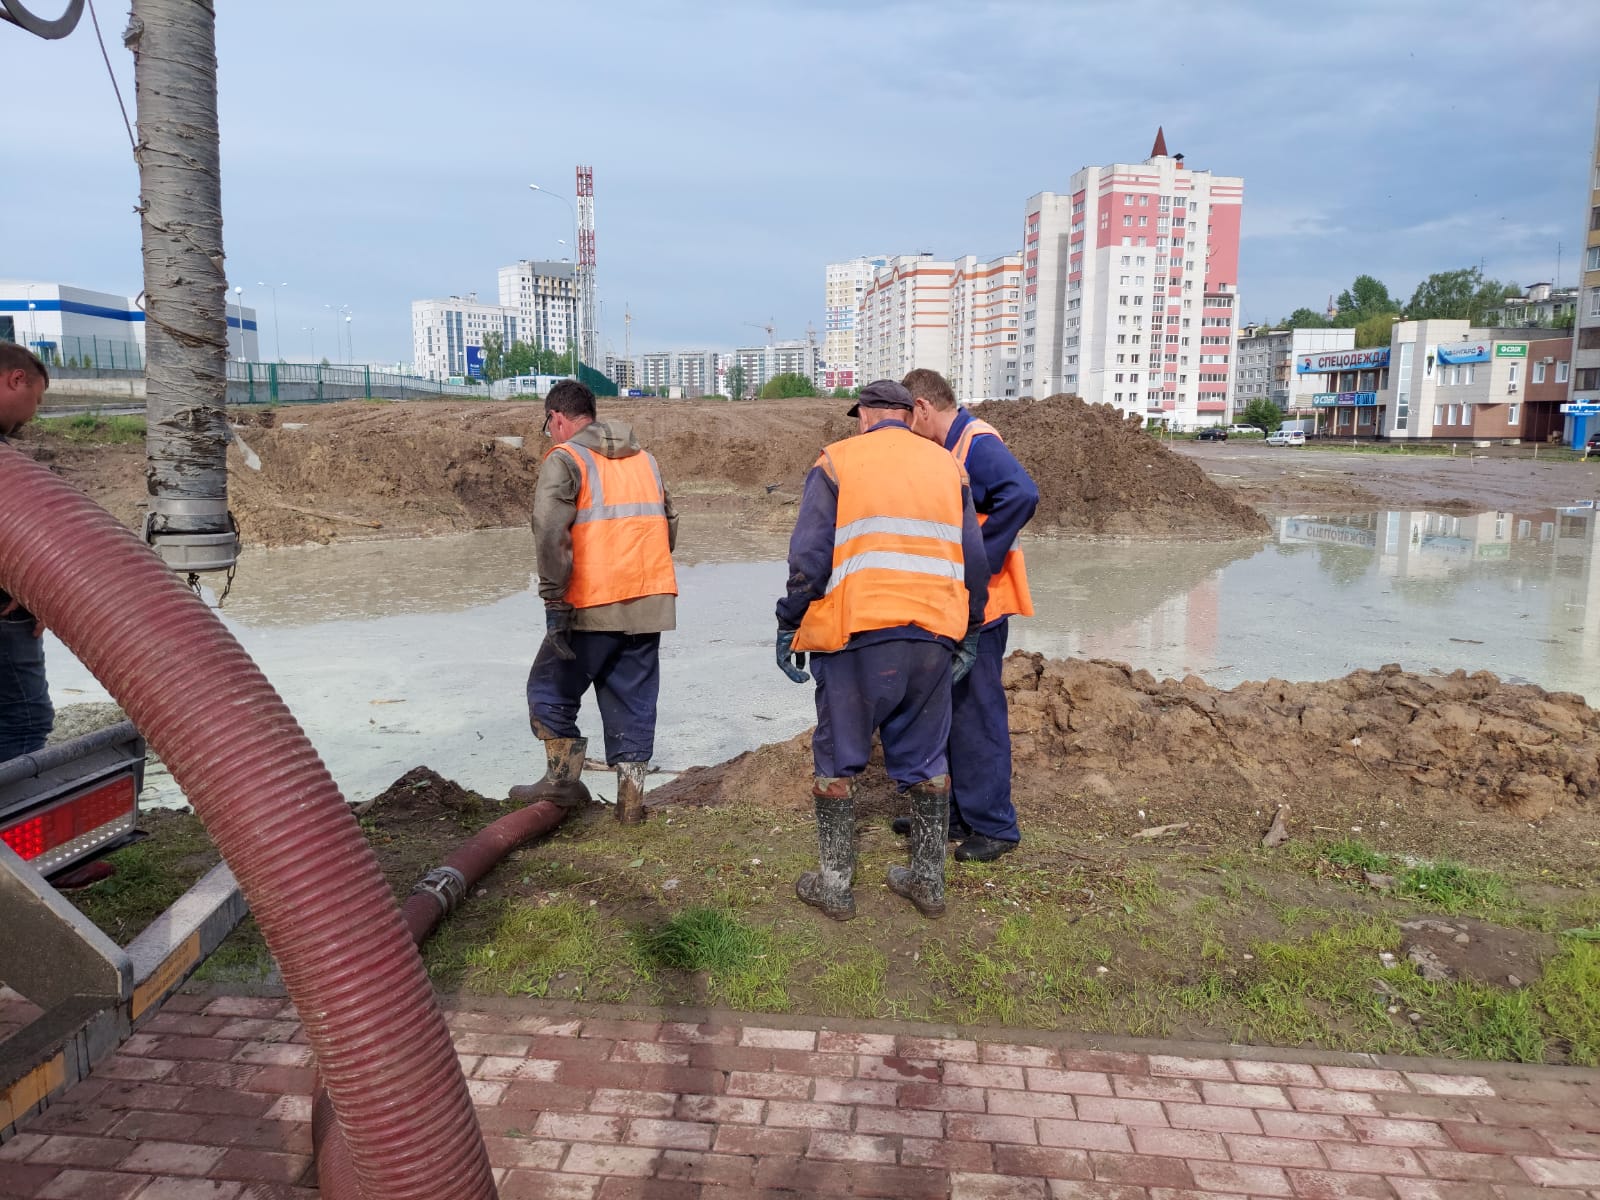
left=974, top=395, right=1269, bottom=537
left=654, top=654, right=1600, bottom=828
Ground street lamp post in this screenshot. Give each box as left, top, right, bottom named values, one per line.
left=257, top=281, right=286, bottom=362
left=233, top=285, right=245, bottom=360
left=302, top=325, right=316, bottom=361
left=344, top=313, right=354, bottom=365
left=529, top=183, right=580, bottom=379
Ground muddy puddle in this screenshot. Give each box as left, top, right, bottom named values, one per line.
left=44, top=508, right=1600, bottom=808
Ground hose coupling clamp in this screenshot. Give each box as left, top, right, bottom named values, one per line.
left=412, top=865, right=468, bottom=915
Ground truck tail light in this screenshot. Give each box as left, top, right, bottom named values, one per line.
left=1, top=774, right=138, bottom=875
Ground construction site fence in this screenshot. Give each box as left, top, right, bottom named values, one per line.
left=22, top=334, right=146, bottom=372
left=226, top=361, right=483, bottom=403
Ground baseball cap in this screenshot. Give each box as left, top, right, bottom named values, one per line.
left=847, top=379, right=914, bottom=417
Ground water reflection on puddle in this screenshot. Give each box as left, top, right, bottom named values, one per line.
left=46, top=509, right=1600, bottom=806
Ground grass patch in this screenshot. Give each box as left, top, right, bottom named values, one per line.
left=1534, top=939, right=1600, bottom=1066
left=462, top=900, right=632, bottom=1002
left=53, top=413, right=146, bottom=444
left=1313, top=839, right=1509, bottom=916
left=812, top=947, right=890, bottom=1019
left=631, top=906, right=802, bottom=1012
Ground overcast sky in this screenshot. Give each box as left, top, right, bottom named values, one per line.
left=4, top=0, right=1597, bottom=365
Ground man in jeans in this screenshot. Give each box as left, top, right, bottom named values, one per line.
left=0, top=345, right=52, bottom=760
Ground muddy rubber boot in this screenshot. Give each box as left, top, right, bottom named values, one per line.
left=796, top=777, right=857, bottom=922
left=615, top=761, right=649, bottom=826
left=887, top=777, right=949, bottom=919
left=508, top=737, right=592, bottom=809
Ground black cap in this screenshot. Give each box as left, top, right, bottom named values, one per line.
left=847, top=379, right=914, bottom=418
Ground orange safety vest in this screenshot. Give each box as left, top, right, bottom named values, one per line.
left=950, top=418, right=1034, bottom=623
left=547, top=441, right=677, bottom=609
left=793, top=425, right=970, bottom=653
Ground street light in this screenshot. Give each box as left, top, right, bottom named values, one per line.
left=344, top=313, right=354, bottom=366
left=302, top=324, right=317, bottom=361
left=530, top=183, right=580, bottom=379
left=257, top=281, right=287, bottom=362
left=324, top=304, right=352, bottom=363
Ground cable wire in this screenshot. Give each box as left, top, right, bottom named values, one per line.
left=84, top=0, right=135, bottom=152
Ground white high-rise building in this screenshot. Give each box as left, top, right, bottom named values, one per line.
left=412, top=294, right=518, bottom=381
left=823, top=255, right=888, bottom=390
left=948, top=254, right=1023, bottom=401
left=1573, top=94, right=1600, bottom=414
left=1021, top=129, right=1244, bottom=426
left=857, top=255, right=953, bottom=385
left=498, top=260, right=578, bottom=354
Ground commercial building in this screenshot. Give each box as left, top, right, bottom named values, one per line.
left=857, top=254, right=953, bottom=385
left=1233, top=327, right=1354, bottom=416
left=0, top=279, right=257, bottom=366
left=1573, top=94, right=1600, bottom=425
left=1020, top=130, right=1244, bottom=427
left=822, top=255, right=888, bottom=390
left=411, top=294, right=519, bottom=381
left=1483, top=283, right=1578, bottom=329
left=497, top=260, right=578, bottom=353
left=948, top=254, right=1023, bottom=401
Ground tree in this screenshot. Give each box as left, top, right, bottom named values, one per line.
left=759, top=371, right=818, bottom=399
left=1240, top=398, right=1283, bottom=433
left=1281, top=308, right=1330, bottom=329
left=726, top=364, right=747, bottom=401
left=503, top=339, right=536, bottom=378
left=480, top=330, right=506, bottom=381
left=829, top=386, right=853, bottom=399
left=1333, top=274, right=1400, bottom=327
left=1405, top=267, right=1516, bottom=324
left=1353, top=313, right=1397, bottom=349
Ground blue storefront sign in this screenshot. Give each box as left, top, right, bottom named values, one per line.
left=1311, top=391, right=1378, bottom=407
left=1296, top=347, right=1390, bottom=374
left=1436, top=343, right=1491, bottom=365
left=466, top=346, right=485, bottom=379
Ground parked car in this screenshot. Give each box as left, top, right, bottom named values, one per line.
left=1587, top=433, right=1600, bottom=456
left=1228, top=424, right=1266, bottom=437
left=1266, top=430, right=1306, bottom=447
left=1196, top=427, right=1227, bottom=441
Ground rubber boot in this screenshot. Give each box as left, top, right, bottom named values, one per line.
left=795, top=777, right=856, bottom=921
left=508, top=737, right=591, bottom=808
left=616, top=761, right=649, bottom=826
left=887, top=776, right=949, bottom=919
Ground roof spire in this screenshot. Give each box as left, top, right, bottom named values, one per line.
left=1151, top=126, right=1168, bottom=158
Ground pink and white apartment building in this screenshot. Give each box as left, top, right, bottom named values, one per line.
left=1021, top=130, right=1243, bottom=426
left=948, top=254, right=1023, bottom=401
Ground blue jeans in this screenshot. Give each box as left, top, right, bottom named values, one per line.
left=526, top=631, right=661, bottom=764
left=0, top=615, right=52, bottom=762
left=811, top=639, right=951, bottom=789
left=949, top=619, right=1020, bottom=842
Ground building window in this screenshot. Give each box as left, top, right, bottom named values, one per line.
left=1508, top=403, right=1520, bottom=424
left=1558, top=360, right=1570, bottom=382
left=1434, top=405, right=1445, bottom=425
left=1534, top=361, right=1546, bottom=384
left=1508, top=363, right=1519, bottom=384
left=1123, top=214, right=1133, bottom=226
left=1588, top=245, right=1600, bottom=272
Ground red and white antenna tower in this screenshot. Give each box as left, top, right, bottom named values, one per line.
left=576, top=164, right=597, bottom=370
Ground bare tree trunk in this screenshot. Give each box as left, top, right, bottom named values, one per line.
left=125, top=0, right=239, bottom=575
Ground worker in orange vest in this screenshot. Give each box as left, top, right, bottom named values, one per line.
left=902, top=369, right=1039, bottom=862
left=511, top=380, right=678, bottom=825
left=776, top=380, right=989, bottom=921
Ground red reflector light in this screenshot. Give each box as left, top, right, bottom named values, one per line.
left=1, top=775, right=137, bottom=864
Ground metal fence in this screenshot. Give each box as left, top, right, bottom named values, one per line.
left=226, top=362, right=481, bottom=403
left=25, top=334, right=145, bottom=371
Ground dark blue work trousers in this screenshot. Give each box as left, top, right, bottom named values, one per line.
left=811, top=638, right=951, bottom=788
left=526, top=631, right=660, bottom=764
left=0, top=615, right=51, bottom=763
left=950, top=620, right=1020, bottom=842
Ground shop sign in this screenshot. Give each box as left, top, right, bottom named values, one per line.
left=1560, top=403, right=1600, bottom=414
left=1494, top=342, right=1528, bottom=358
left=1311, top=391, right=1378, bottom=407
left=1436, top=343, right=1491, bottom=364
left=1295, top=347, right=1390, bottom=374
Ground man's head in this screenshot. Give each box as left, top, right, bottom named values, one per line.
left=847, top=379, right=914, bottom=433
left=902, top=368, right=957, bottom=442
left=0, top=344, right=48, bottom=437
left=543, top=379, right=596, bottom=443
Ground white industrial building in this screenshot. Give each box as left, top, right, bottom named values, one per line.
left=411, top=294, right=519, bottom=381
left=497, top=260, right=578, bottom=354
left=0, top=279, right=258, bottom=367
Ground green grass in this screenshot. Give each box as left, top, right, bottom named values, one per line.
left=630, top=906, right=804, bottom=1012
left=812, top=947, right=890, bottom=1019
left=1534, top=939, right=1600, bottom=1066
left=1314, top=839, right=1509, bottom=916
left=462, top=899, right=632, bottom=1002
left=53, top=413, right=146, bottom=444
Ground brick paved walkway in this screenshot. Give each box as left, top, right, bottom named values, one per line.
left=5, top=993, right=1600, bottom=1198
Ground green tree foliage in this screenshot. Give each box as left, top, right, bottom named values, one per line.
left=1333, top=275, right=1400, bottom=327
left=726, top=364, right=747, bottom=400
left=1354, top=313, right=1398, bottom=348
left=829, top=386, right=853, bottom=399
left=759, top=372, right=818, bottom=399
left=1281, top=308, right=1330, bottom=329
left=1240, top=397, right=1284, bottom=433
left=1406, top=268, right=1518, bottom=324
left=480, top=330, right=506, bottom=381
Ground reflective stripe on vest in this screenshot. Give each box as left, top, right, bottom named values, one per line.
left=951, top=417, right=1034, bottom=622
left=549, top=442, right=677, bottom=609
left=792, top=426, right=969, bottom=653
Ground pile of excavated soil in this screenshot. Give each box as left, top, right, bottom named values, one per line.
left=23, top=396, right=1266, bottom=546
left=653, top=653, right=1600, bottom=835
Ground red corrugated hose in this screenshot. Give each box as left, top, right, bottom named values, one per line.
left=0, top=444, right=494, bottom=1200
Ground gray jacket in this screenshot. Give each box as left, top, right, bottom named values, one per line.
left=534, top=419, right=678, bottom=633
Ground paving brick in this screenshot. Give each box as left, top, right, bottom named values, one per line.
left=1316, top=1067, right=1411, bottom=1094
left=762, top=1100, right=853, bottom=1130
left=1163, top=1100, right=1262, bottom=1134
left=1028, top=1068, right=1115, bottom=1096
left=946, top=1062, right=1028, bottom=1090
left=105, top=1111, right=208, bottom=1143
left=591, top=1178, right=696, bottom=1200
left=0, top=1131, right=47, bottom=1161
left=724, top=1071, right=810, bottom=1100
left=119, top=1141, right=226, bottom=1176
left=815, top=1030, right=897, bottom=1055
left=1514, top=1155, right=1600, bottom=1187
left=37, top=1168, right=151, bottom=1198
left=990, top=1144, right=1093, bottom=1180
left=261, top=1097, right=311, bottom=1125
left=474, top=1056, right=561, bottom=1082
left=622, top=1119, right=714, bottom=1151
left=811, top=1077, right=899, bottom=1106
left=0, top=1162, right=64, bottom=1196
left=947, top=1113, right=1039, bottom=1145
left=1112, top=1075, right=1201, bottom=1104
left=1540, top=1129, right=1600, bottom=1158
left=1256, top=1110, right=1352, bottom=1141
left=898, top=1036, right=981, bottom=1062
left=1037, top=1119, right=1135, bottom=1154
left=1414, top=1148, right=1527, bottom=1182
left=576, top=1020, right=661, bottom=1043
left=987, top=1090, right=1078, bottom=1121
left=211, top=1149, right=311, bottom=1187
left=532, top=1113, right=624, bottom=1143
left=682, top=1044, right=771, bottom=1073
left=1489, top=1185, right=1596, bottom=1200
left=738, top=1027, right=815, bottom=1051
left=654, top=1022, right=739, bottom=1046
left=982, top=1043, right=1060, bottom=1068
left=651, top=1149, right=756, bottom=1187
left=606, top=1041, right=690, bottom=1066
left=949, top=1173, right=1051, bottom=1200
left=1074, top=1097, right=1169, bottom=1127
left=767, top=1050, right=855, bottom=1078
left=1058, top=1051, right=1149, bottom=1076
left=528, top=1034, right=614, bottom=1063
left=1386, top=1181, right=1496, bottom=1200
left=144, top=1014, right=232, bottom=1038
left=853, top=1105, right=943, bottom=1137
left=1282, top=1167, right=1399, bottom=1198
left=1147, top=1055, right=1235, bottom=1082
left=1186, top=1160, right=1294, bottom=1196
left=1402, top=1072, right=1494, bottom=1097
left=857, top=1054, right=941, bottom=1083
left=239, top=1067, right=313, bottom=1097
left=95, top=1057, right=178, bottom=1082
left=24, top=1134, right=131, bottom=1168
left=560, top=1144, right=661, bottom=1178
left=22, top=1101, right=122, bottom=1136
left=587, top=1090, right=676, bottom=1119
left=557, top=1064, right=724, bottom=1101
left=1230, top=1060, right=1324, bottom=1087
left=672, top=1094, right=763, bottom=1125
left=203, top=998, right=282, bottom=1018
left=898, top=1083, right=987, bottom=1113
left=1089, top=1150, right=1196, bottom=1188
left=1199, top=1081, right=1292, bottom=1110
left=1129, top=1128, right=1227, bottom=1161
left=1347, top=1117, right=1452, bottom=1148
left=901, top=1136, right=996, bottom=1172
left=229, top=1045, right=311, bottom=1069
left=134, top=1181, right=245, bottom=1199
left=483, top=1136, right=567, bottom=1170
left=710, top=1124, right=808, bottom=1157
left=1289, top=1087, right=1385, bottom=1115
left=1438, top=1122, right=1549, bottom=1157
left=1047, top=1185, right=1152, bottom=1200
left=497, top=1169, right=599, bottom=1199
left=1222, top=1133, right=1325, bottom=1167
left=1319, top=1141, right=1424, bottom=1175
left=806, top=1131, right=898, bottom=1163
left=1372, top=1093, right=1482, bottom=1122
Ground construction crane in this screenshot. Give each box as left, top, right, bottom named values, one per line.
left=744, top=318, right=775, bottom=345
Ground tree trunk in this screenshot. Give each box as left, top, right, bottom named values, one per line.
left=125, top=0, right=238, bottom=574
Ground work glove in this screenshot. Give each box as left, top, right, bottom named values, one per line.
left=952, top=628, right=981, bottom=686
left=775, top=628, right=810, bottom=684
left=544, top=606, right=577, bottom=661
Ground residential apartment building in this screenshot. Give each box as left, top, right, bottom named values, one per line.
left=1483, top=282, right=1578, bottom=329
left=822, top=255, right=888, bottom=390
left=1233, top=326, right=1354, bottom=415
left=728, top=342, right=819, bottom=396
left=1574, top=94, right=1600, bottom=418
left=412, top=294, right=518, bottom=381
left=497, top=260, right=577, bottom=353
left=1020, top=130, right=1244, bottom=426
left=948, top=254, right=1023, bottom=400
left=604, top=355, right=638, bottom=389
left=857, top=254, right=953, bottom=385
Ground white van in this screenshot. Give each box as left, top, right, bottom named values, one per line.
left=1228, top=424, right=1265, bottom=437
left=1266, top=430, right=1306, bottom=446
